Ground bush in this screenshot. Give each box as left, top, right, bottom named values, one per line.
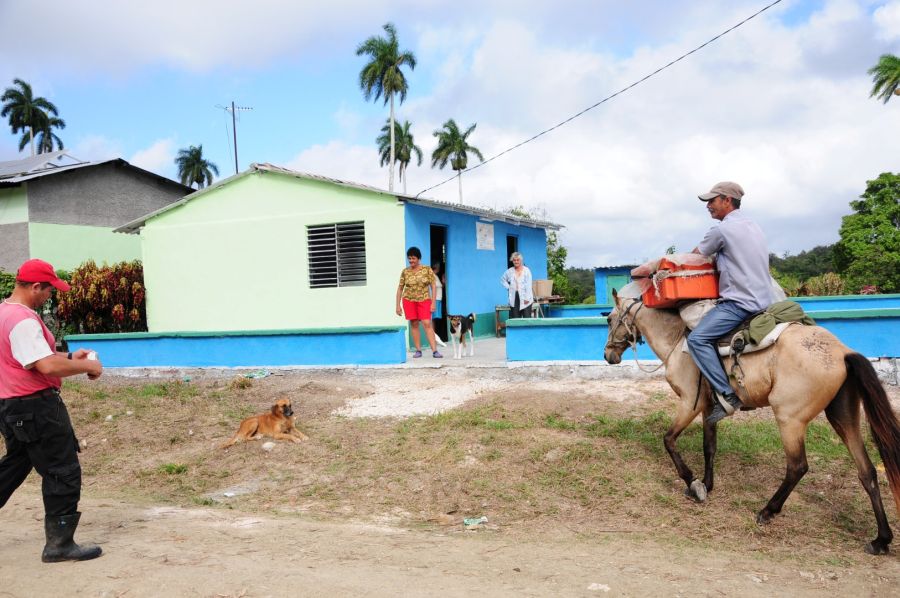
left=0, top=269, right=14, bottom=299
left=803, top=272, right=845, bottom=296
left=57, top=260, right=147, bottom=333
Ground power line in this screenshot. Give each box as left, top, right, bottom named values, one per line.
left=414, top=0, right=783, bottom=199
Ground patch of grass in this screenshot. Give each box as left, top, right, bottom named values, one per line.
left=193, top=497, right=216, bottom=506
left=543, top=413, right=578, bottom=431
left=158, top=463, right=188, bottom=475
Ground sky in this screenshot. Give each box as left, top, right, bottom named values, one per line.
left=1, top=0, right=899, bottom=267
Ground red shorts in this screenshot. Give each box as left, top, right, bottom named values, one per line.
left=402, top=298, right=433, bottom=321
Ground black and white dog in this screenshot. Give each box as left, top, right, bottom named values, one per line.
left=448, top=313, right=476, bottom=359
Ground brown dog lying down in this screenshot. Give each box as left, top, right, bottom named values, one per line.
left=221, top=398, right=308, bottom=448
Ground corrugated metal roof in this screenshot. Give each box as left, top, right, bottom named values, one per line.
left=0, top=150, right=87, bottom=179
left=114, top=162, right=562, bottom=234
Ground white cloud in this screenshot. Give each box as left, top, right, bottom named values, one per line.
left=70, top=135, right=122, bottom=163
left=2, top=0, right=897, bottom=269
left=129, top=138, right=176, bottom=177
left=874, top=1, right=900, bottom=41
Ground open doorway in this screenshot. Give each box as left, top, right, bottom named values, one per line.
left=506, top=235, right=518, bottom=268
left=430, top=225, right=448, bottom=342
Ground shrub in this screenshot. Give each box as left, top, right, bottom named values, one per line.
left=0, top=269, right=15, bottom=299
left=803, top=272, right=845, bottom=296
left=57, top=260, right=147, bottom=333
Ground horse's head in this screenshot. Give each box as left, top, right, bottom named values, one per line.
left=604, top=289, right=643, bottom=364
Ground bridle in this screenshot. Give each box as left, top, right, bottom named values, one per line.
left=607, top=298, right=645, bottom=349
left=606, top=298, right=676, bottom=373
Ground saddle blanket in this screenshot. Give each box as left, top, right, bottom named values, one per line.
left=682, top=322, right=795, bottom=357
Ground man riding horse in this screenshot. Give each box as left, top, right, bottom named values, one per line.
left=689, top=181, right=774, bottom=424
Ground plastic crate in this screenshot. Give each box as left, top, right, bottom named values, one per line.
left=642, top=258, right=718, bottom=308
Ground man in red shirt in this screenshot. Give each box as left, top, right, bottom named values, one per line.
left=0, top=259, right=104, bottom=562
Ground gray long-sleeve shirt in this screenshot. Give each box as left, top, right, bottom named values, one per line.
left=697, top=210, right=773, bottom=312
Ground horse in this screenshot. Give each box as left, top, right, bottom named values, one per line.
left=603, top=290, right=900, bottom=555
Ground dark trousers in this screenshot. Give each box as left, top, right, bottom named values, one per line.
left=0, top=389, right=81, bottom=517
left=510, top=292, right=533, bottom=319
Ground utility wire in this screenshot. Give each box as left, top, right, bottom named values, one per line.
left=414, top=0, right=783, bottom=198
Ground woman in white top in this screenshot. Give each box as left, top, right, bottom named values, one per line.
left=500, top=252, right=533, bottom=318
left=431, top=262, right=447, bottom=346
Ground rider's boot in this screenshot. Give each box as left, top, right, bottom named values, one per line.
left=706, top=391, right=743, bottom=425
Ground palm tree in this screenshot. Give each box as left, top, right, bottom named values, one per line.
left=175, top=145, right=219, bottom=189
left=356, top=22, right=416, bottom=192
left=868, top=54, right=900, bottom=104
left=1, top=78, right=61, bottom=157
left=34, top=114, right=66, bottom=154
left=377, top=119, right=422, bottom=195
left=431, top=119, right=484, bottom=204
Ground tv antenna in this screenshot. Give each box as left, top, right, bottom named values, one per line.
left=216, top=101, right=253, bottom=174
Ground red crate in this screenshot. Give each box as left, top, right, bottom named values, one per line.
left=642, top=258, right=718, bottom=308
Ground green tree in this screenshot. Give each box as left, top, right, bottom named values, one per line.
left=868, top=54, right=900, bottom=104
left=175, top=145, right=219, bottom=189
left=34, top=114, right=66, bottom=153
left=377, top=119, right=422, bottom=195
left=768, top=245, right=835, bottom=281
left=431, top=119, right=484, bottom=204
left=833, top=173, right=900, bottom=293
left=1, top=78, right=61, bottom=157
left=356, top=22, right=416, bottom=193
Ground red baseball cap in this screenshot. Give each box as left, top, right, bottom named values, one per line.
left=16, top=259, right=71, bottom=291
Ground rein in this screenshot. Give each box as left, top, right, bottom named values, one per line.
left=611, top=299, right=681, bottom=374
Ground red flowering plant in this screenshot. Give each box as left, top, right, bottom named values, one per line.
left=57, top=260, right=147, bottom=333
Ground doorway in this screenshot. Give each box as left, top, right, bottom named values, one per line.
left=430, top=225, right=448, bottom=342
left=506, top=235, right=518, bottom=268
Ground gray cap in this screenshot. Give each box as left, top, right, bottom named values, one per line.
left=699, top=181, right=745, bottom=201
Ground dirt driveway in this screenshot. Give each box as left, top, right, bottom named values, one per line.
left=1, top=365, right=898, bottom=597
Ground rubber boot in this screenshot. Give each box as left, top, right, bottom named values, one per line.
left=706, top=392, right=743, bottom=425
left=41, top=512, right=102, bottom=563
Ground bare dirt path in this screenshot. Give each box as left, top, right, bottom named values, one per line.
left=3, top=488, right=898, bottom=598
left=1, top=365, right=898, bottom=597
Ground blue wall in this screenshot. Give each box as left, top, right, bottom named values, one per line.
left=594, top=267, right=634, bottom=307
left=506, top=317, right=657, bottom=361
left=66, top=327, right=408, bottom=368
left=795, top=294, right=900, bottom=311
left=404, top=203, right=548, bottom=315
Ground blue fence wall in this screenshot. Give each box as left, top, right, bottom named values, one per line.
left=507, top=308, right=900, bottom=361
left=404, top=203, right=548, bottom=316
left=66, top=327, right=408, bottom=368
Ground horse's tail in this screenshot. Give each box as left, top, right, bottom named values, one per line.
left=845, top=353, right=900, bottom=516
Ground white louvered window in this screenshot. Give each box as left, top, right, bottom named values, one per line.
left=307, top=221, right=367, bottom=288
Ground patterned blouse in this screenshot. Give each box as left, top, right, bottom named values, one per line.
left=399, top=266, right=436, bottom=302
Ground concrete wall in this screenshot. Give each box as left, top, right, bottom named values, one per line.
left=0, top=186, right=28, bottom=224
left=404, top=203, right=548, bottom=336
left=0, top=222, right=28, bottom=273
left=28, top=222, right=142, bottom=270
left=140, top=170, right=406, bottom=333
left=27, top=161, right=188, bottom=227
left=66, top=326, right=408, bottom=367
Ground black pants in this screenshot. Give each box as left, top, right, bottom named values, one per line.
left=0, top=389, right=81, bottom=517
left=510, top=292, right=533, bottom=319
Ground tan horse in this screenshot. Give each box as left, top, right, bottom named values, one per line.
left=604, top=291, right=900, bottom=554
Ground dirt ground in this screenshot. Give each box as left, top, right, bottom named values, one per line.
left=1, top=366, right=899, bottom=597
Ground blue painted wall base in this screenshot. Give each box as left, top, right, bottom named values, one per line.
left=66, top=327, right=408, bottom=368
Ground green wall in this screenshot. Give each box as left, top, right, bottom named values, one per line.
left=29, top=222, right=142, bottom=270
left=140, top=170, right=406, bottom=333
left=0, top=186, right=28, bottom=224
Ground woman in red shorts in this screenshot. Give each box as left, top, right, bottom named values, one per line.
left=395, top=247, right=442, bottom=358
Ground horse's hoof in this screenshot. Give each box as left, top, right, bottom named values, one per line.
left=756, top=510, right=775, bottom=525
left=686, top=479, right=707, bottom=502
left=864, top=540, right=890, bottom=555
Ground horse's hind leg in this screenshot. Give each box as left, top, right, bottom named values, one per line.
left=664, top=398, right=706, bottom=501
left=825, top=387, right=893, bottom=554
left=757, top=419, right=809, bottom=525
